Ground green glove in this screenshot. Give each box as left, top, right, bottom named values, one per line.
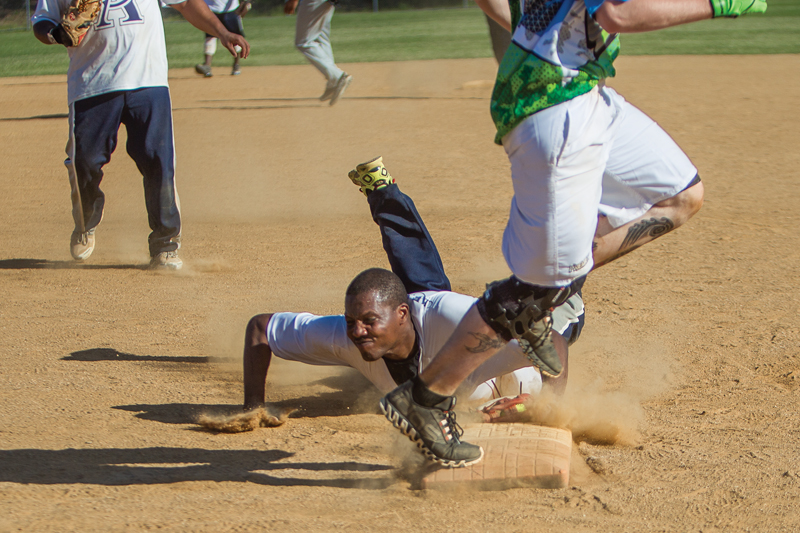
left=710, top=0, right=768, bottom=18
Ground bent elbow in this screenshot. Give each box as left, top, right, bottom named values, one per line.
left=593, top=0, right=636, bottom=34
left=594, top=10, right=625, bottom=34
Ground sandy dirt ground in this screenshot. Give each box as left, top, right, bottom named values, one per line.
left=1, top=55, right=799, bottom=532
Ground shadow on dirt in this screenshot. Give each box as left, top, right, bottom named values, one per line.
left=114, top=370, right=380, bottom=424
left=63, top=348, right=211, bottom=364
left=114, top=393, right=380, bottom=426
left=0, top=447, right=396, bottom=489
left=0, top=113, right=69, bottom=121
left=0, top=258, right=142, bottom=270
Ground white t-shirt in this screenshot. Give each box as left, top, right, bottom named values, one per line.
left=203, top=0, right=239, bottom=14
left=266, top=290, right=584, bottom=397
left=32, top=0, right=184, bottom=104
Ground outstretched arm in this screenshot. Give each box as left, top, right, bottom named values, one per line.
left=595, top=0, right=711, bottom=33
left=171, top=0, right=250, bottom=58
left=243, top=314, right=273, bottom=410
left=595, top=0, right=766, bottom=34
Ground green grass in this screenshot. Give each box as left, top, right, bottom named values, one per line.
left=165, top=8, right=496, bottom=70
left=1, top=1, right=798, bottom=78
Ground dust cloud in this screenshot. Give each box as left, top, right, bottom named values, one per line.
left=522, top=384, right=644, bottom=446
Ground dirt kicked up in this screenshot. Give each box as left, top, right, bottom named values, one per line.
left=1, top=55, right=799, bottom=531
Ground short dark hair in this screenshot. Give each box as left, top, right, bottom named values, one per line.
left=346, top=268, right=408, bottom=309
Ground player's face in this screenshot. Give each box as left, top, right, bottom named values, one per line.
left=344, top=291, right=411, bottom=362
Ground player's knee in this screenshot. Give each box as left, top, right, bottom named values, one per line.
left=671, top=176, right=704, bottom=223
left=655, top=174, right=704, bottom=226
left=204, top=36, right=217, bottom=56
left=476, top=276, right=585, bottom=341
left=682, top=178, right=704, bottom=218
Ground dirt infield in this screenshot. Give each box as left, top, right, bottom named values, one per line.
left=1, top=55, right=799, bottom=531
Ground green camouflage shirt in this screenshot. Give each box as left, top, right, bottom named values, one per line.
left=491, top=0, right=621, bottom=144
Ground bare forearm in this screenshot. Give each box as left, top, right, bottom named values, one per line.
left=243, top=314, right=273, bottom=410
left=595, top=0, right=713, bottom=33
left=476, top=0, right=512, bottom=32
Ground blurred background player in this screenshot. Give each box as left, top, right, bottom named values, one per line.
left=283, top=0, right=351, bottom=105
left=32, top=0, right=249, bottom=269
left=195, top=0, right=251, bottom=77
left=243, top=158, right=585, bottom=423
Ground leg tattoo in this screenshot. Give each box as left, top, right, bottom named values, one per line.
left=619, top=217, right=675, bottom=249
left=465, top=332, right=505, bottom=354
left=594, top=216, right=675, bottom=268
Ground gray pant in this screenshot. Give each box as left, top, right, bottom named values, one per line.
left=295, top=0, right=343, bottom=84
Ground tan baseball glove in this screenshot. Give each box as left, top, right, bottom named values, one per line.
left=52, top=0, right=102, bottom=47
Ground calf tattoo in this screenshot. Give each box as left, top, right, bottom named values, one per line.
left=465, top=332, right=505, bottom=353
left=620, top=217, right=675, bottom=250
left=594, top=216, right=675, bottom=268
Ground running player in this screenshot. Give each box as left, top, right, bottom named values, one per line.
left=32, top=0, right=249, bottom=269
left=283, top=0, right=351, bottom=106
left=195, top=0, right=250, bottom=77
left=380, top=0, right=767, bottom=467
left=243, top=158, right=585, bottom=416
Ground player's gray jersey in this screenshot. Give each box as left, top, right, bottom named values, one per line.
left=266, top=290, right=584, bottom=395
left=32, top=0, right=184, bottom=103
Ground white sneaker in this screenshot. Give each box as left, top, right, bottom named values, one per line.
left=70, top=229, right=95, bottom=260
left=150, top=251, right=183, bottom=270
left=329, top=73, right=352, bottom=106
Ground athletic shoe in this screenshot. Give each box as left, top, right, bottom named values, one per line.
left=319, top=83, right=336, bottom=102
left=231, top=63, right=241, bottom=76
left=478, top=394, right=531, bottom=423
left=70, top=229, right=95, bottom=261
left=195, top=64, right=213, bottom=78
left=380, top=380, right=484, bottom=468
left=328, top=73, right=352, bottom=106
left=149, top=251, right=183, bottom=270
left=518, top=311, right=561, bottom=377
left=347, top=156, right=395, bottom=196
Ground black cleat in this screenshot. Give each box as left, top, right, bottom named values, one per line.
left=380, top=380, right=484, bottom=468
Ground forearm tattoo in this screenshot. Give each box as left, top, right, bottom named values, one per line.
left=465, top=332, right=505, bottom=353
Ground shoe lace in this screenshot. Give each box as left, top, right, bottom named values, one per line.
left=442, top=409, right=464, bottom=441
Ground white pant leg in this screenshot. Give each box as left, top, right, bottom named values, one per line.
left=294, top=0, right=343, bottom=83
left=501, top=87, right=620, bottom=287
left=599, top=87, right=698, bottom=228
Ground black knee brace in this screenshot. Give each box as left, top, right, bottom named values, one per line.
left=476, top=275, right=586, bottom=343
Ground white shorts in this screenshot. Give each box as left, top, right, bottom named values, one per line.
left=501, top=86, right=698, bottom=287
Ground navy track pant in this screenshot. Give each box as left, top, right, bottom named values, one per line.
left=66, top=86, right=181, bottom=256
